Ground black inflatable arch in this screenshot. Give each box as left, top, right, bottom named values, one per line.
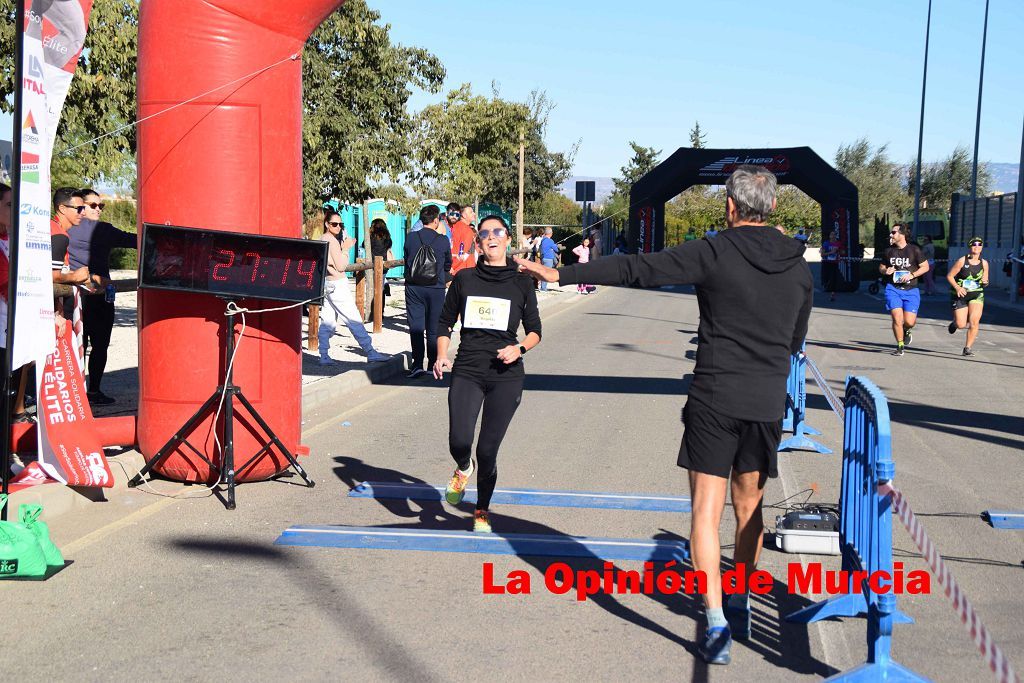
left=627, top=147, right=860, bottom=290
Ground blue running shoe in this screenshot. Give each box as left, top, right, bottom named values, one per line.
left=699, top=626, right=732, bottom=665
left=724, top=605, right=751, bottom=640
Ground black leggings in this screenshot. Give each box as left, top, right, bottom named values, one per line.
left=448, top=373, right=523, bottom=510
left=83, top=296, right=115, bottom=393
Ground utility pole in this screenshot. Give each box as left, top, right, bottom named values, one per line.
left=517, top=130, right=525, bottom=247
left=970, top=0, right=990, bottom=199
left=1011, top=114, right=1024, bottom=305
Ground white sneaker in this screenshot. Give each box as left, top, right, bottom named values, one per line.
left=367, top=350, right=391, bottom=363
left=318, top=355, right=338, bottom=366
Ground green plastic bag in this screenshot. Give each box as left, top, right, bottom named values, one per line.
left=0, top=495, right=48, bottom=578
left=19, top=504, right=64, bottom=568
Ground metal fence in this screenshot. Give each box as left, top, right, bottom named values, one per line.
left=950, top=192, right=1017, bottom=249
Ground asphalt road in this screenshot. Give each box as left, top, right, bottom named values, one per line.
left=2, top=281, right=1022, bottom=682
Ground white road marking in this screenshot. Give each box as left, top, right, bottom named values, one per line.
left=1004, top=348, right=1018, bottom=354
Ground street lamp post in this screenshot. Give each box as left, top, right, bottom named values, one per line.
left=912, top=0, right=933, bottom=234
left=970, top=0, right=990, bottom=199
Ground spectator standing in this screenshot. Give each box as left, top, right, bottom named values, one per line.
left=443, top=202, right=461, bottom=242
left=921, top=235, right=936, bottom=295
left=572, top=235, right=594, bottom=295
left=369, top=218, right=393, bottom=303
left=450, top=204, right=477, bottom=277
left=537, top=227, right=560, bottom=292
left=404, top=205, right=452, bottom=378
left=50, top=187, right=92, bottom=314
left=67, top=189, right=137, bottom=404
left=820, top=229, right=840, bottom=302
left=318, top=210, right=389, bottom=365
left=516, top=165, right=813, bottom=666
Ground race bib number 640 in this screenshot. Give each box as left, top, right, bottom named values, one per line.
left=464, top=296, right=511, bottom=330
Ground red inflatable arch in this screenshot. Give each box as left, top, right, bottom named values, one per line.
left=134, top=0, right=344, bottom=482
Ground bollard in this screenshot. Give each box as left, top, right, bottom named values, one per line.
left=787, top=376, right=923, bottom=682
left=373, top=256, right=384, bottom=333
left=778, top=345, right=830, bottom=453
left=307, top=304, right=320, bottom=352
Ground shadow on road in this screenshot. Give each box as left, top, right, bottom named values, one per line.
left=327, top=456, right=837, bottom=678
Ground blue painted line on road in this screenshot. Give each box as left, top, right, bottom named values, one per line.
left=982, top=510, right=1024, bottom=529
left=275, top=525, right=689, bottom=562
left=348, top=482, right=692, bottom=513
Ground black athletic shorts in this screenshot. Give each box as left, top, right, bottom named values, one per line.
left=677, top=398, right=781, bottom=478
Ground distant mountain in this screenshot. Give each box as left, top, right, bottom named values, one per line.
left=988, top=163, right=1019, bottom=194
left=559, top=176, right=616, bottom=204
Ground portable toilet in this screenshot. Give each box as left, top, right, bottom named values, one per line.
left=478, top=202, right=512, bottom=228
left=365, top=198, right=407, bottom=278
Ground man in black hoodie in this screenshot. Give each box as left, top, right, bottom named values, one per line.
left=516, top=165, right=812, bottom=665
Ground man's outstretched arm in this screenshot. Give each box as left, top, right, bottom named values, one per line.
left=516, top=239, right=715, bottom=288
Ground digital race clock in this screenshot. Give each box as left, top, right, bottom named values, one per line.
left=139, top=224, right=328, bottom=303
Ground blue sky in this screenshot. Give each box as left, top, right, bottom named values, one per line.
left=385, top=0, right=1024, bottom=177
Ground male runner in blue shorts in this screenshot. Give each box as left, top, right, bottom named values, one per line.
left=880, top=224, right=929, bottom=356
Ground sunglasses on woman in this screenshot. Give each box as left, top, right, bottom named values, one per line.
left=85, top=202, right=105, bottom=210
left=327, top=221, right=342, bottom=227
left=969, top=241, right=983, bottom=247
left=477, top=227, right=507, bottom=239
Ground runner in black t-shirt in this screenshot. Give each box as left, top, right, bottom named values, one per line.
left=879, top=224, right=929, bottom=356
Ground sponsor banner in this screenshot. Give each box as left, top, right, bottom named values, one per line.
left=637, top=206, right=655, bottom=254
left=698, top=154, right=792, bottom=180
left=35, top=319, right=111, bottom=488
left=831, top=205, right=851, bottom=283
left=7, top=461, right=57, bottom=493
left=14, top=0, right=93, bottom=371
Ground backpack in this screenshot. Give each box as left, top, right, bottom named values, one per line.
left=407, top=230, right=439, bottom=286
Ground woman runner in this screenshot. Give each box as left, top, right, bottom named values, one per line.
left=946, top=236, right=989, bottom=356
left=434, top=215, right=542, bottom=532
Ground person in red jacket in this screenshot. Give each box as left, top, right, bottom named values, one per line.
left=450, top=204, right=477, bottom=277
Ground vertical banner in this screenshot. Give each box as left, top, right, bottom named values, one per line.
left=637, top=206, right=655, bottom=254
left=35, top=319, right=111, bottom=488
left=13, top=0, right=93, bottom=370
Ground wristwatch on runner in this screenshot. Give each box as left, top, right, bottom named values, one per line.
left=519, top=345, right=527, bottom=356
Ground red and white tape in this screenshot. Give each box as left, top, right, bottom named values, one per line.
left=878, top=481, right=1020, bottom=683
left=804, top=355, right=844, bottom=422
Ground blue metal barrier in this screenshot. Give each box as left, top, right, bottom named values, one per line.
left=787, top=376, right=925, bottom=682
left=778, top=346, right=831, bottom=454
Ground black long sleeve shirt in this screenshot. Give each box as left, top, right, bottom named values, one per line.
left=439, top=261, right=541, bottom=381
left=558, top=226, right=812, bottom=422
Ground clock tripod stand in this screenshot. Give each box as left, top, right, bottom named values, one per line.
left=129, top=298, right=315, bottom=509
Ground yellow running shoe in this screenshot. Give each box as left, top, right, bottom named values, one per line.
left=473, top=509, right=492, bottom=533
left=444, top=460, right=474, bottom=505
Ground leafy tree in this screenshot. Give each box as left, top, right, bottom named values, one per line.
left=611, top=142, right=660, bottom=200
left=689, top=121, right=707, bottom=149
left=907, top=144, right=991, bottom=211
left=835, top=138, right=909, bottom=229
left=3, top=0, right=444, bottom=208
left=303, top=1, right=444, bottom=212
left=525, top=190, right=580, bottom=228
left=411, top=85, right=573, bottom=210
left=1, top=0, right=139, bottom=189
left=602, top=142, right=661, bottom=228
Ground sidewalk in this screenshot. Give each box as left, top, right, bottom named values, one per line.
left=7, top=275, right=585, bottom=519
